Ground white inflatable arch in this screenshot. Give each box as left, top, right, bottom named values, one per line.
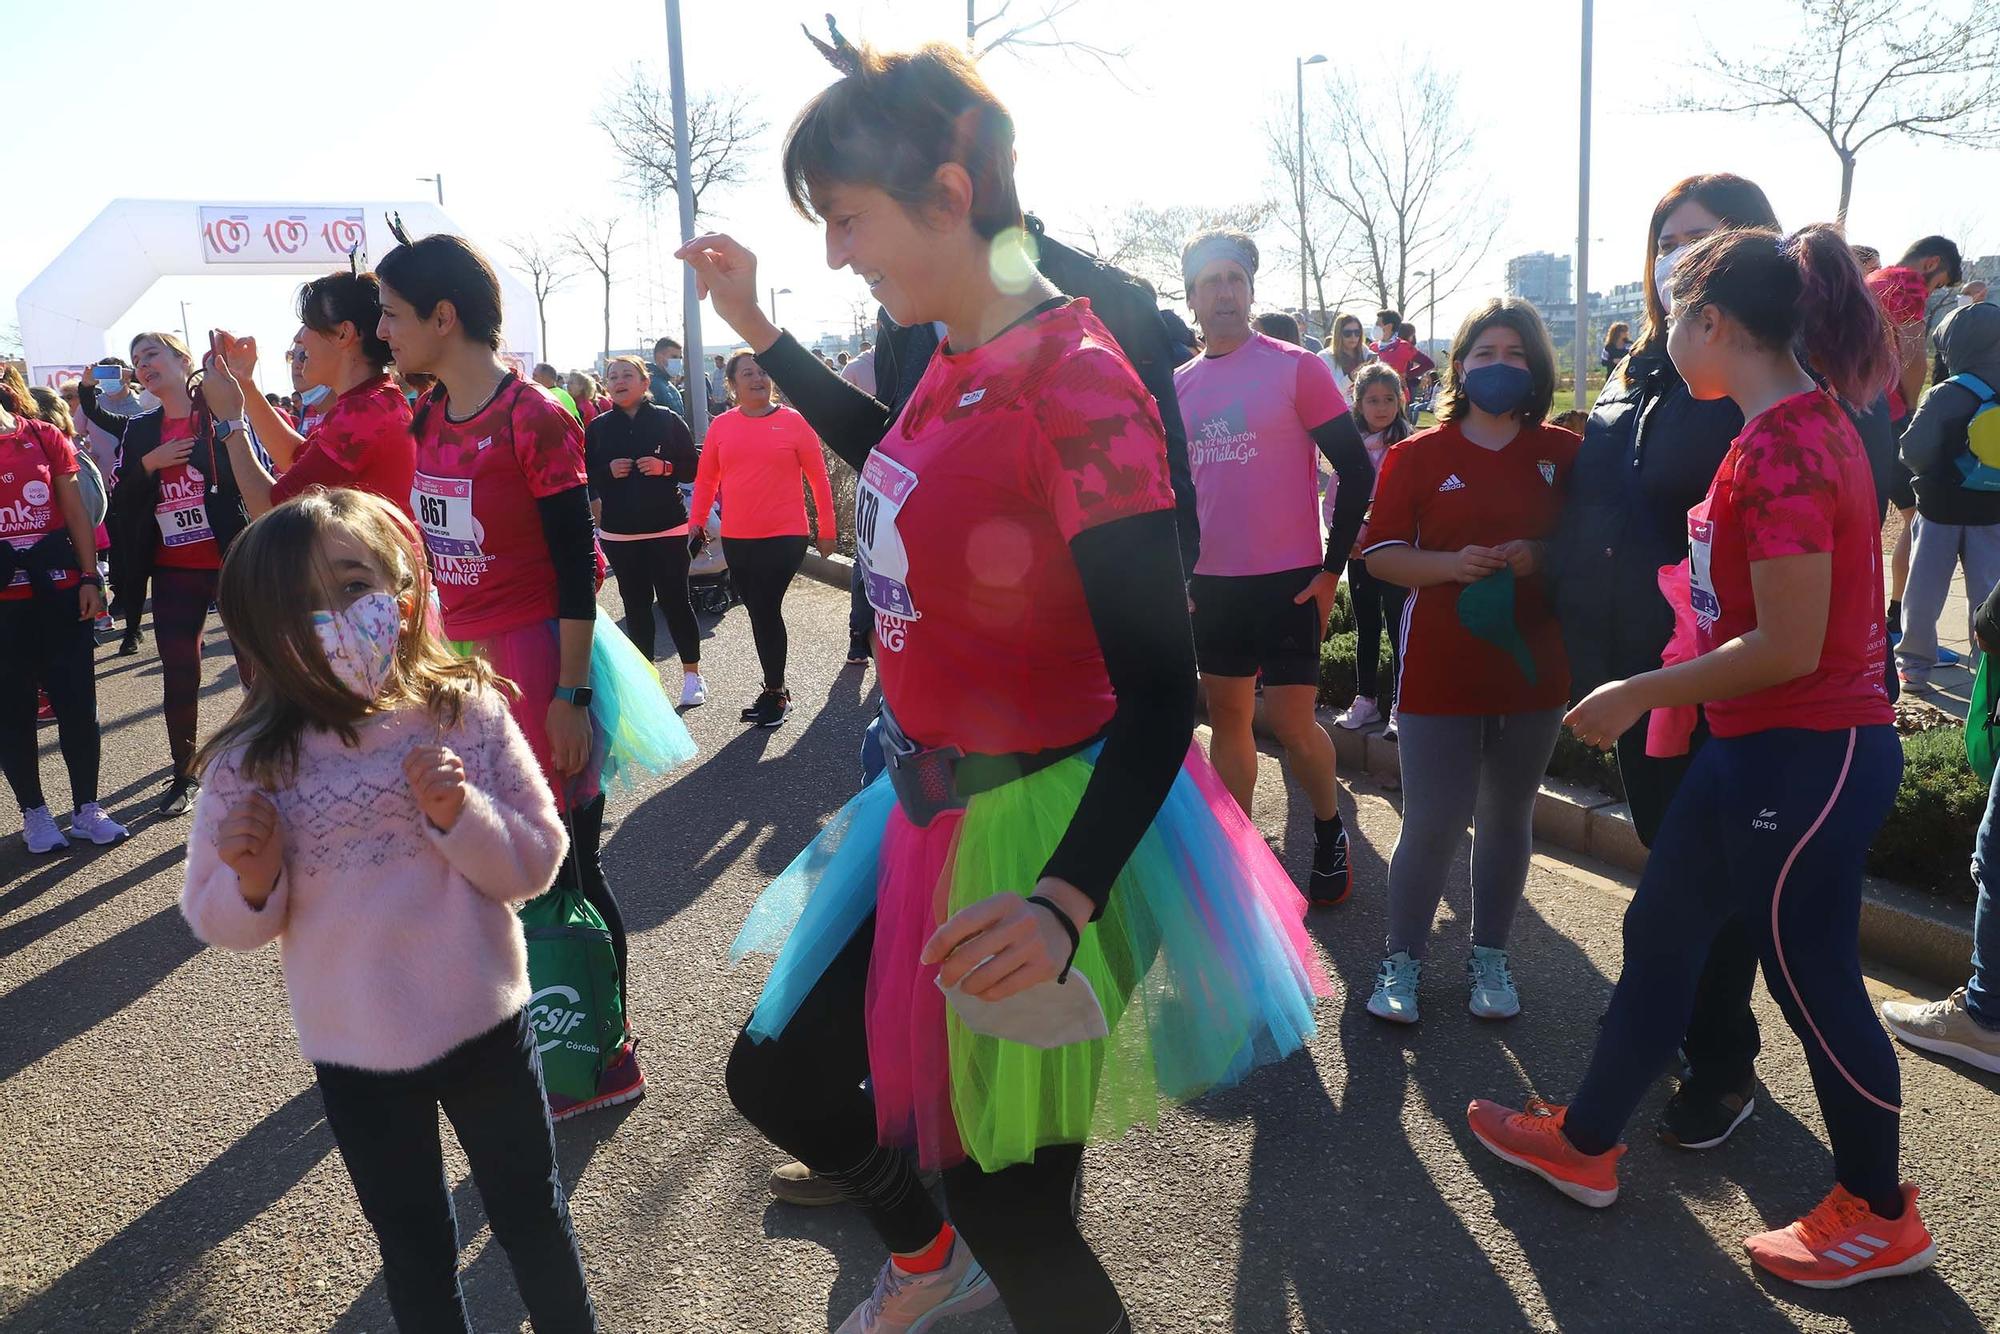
left=17, top=198, right=542, bottom=385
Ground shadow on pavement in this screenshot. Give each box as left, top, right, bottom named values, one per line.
left=1, top=1087, right=333, bottom=1333
left=0, top=843, right=185, bottom=958
left=0, top=899, right=205, bottom=1084
left=609, top=669, right=878, bottom=937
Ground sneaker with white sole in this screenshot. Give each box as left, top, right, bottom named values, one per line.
left=837, top=1237, right=997, bottom=1333
left=1383, top=708, right=1399, bottom=742
left=68, top=803, right=129, bottom=846
left=1367, top=950, right=1422, bottom=1024
left=1467, top=945, right=1521, bottom=1019
left=1743, top=1183, right=1935, bottom=1289
left=1335, top=696, right=1382, bottom=730
left=679, top=673, right=708, bottom=709
left=1881, top=988, right=2000, bottom=1074
left=22, top=805, right=69, bottom=854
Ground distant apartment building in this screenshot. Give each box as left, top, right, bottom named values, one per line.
left=1505, top=252, right=1573, bottom=310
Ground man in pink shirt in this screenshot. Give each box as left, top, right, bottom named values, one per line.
left=1174, top=228, right=1376, bottom=905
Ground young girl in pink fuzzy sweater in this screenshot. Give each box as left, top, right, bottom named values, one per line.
left=179, top=489, right=597, bottom=1332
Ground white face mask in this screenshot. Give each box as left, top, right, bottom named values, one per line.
left=300, top=384, right=332, bottom=408
left=1653, top=244, right=1689, bottom=316
left=311, top=592, right=401, bottom=701
left=665, top=358, right=684, bottom=376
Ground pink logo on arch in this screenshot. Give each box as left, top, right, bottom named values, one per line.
left=265, top=218, right=309, bottom=254
left=324, top=218, right=364, bottom=253
left=205, top=217, right=250, bottom=255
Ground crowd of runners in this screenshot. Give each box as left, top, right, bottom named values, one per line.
left=7, top=28, right=2000, bottom=1334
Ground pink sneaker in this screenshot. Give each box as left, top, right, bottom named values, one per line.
left=549, top=1041, right=645, bottom=1122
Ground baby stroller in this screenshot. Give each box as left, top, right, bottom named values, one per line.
left=684, top=483, right=737, bottom=616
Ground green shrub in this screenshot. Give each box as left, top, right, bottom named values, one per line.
left=1318, top=628, right=1392, bottom=709
left=1546, top=729, right=1626, bottom=801
left=1869, top=726, right=1983, bottom=906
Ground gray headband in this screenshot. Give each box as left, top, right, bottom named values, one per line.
left=1181, top=233, right=1258, bottom=293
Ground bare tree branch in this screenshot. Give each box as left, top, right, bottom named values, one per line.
left=973, top=0, right=1132, bottom=80
left=505, top=235, right=574, bottom=362
left=561, top=218, right=624, bottom=366
left=1672, top=0, right=2000, bottom=222
left=1072, top=202, right=1275, bottom=305
left=596, top=69, right=767, bottom=216
left=1282, top=58, right=1502, bottom=326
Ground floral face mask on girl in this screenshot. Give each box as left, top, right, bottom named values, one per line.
left=311, top=591, right=401, bottom=701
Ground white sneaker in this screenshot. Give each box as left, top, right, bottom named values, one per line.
left=836, top=1238, right=997, bottom=1332
left=69, top=803, right=129, bottom=845
left=679, top=673, right=707, bottom=709
left=1367, top=951, right=1422, bottom=1024
left=22, top=805, right=69, bottom=854
left=1383, top=708, right=1400, bottom=742
left=1335, top=696, right=1382, bottom=730
left=1468, top=945, right=1521, bottom=1019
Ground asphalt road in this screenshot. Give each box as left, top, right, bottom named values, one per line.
left=1, top=574, right=1995, bottom=1333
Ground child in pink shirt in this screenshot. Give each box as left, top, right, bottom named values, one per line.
left=179, top=489, right=597, bottom=1331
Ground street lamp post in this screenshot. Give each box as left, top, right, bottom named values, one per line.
left=664, top=0, right=707, bottom=438
left=178, top=301, right=192, bottom=350
left=1575, top=0, right=1593, bottom=410
left=770, top=287, right=793, bottom=327
left=1296, top=54, right=1327, bottom=339
left=1412, top=269, right=1437, bottom=355
left=418, top=174, right=444, bottom=207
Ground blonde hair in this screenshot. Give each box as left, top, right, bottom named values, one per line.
left=130, top=330, right=195, bottom=366
left=197, top=490, right=504, bottom=788
left=29, top=386, right=75, bottom=437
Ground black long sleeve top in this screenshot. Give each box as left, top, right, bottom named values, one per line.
left=585, top=401, right=701, bottom=535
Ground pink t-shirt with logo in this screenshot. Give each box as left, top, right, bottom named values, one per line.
left=856, top=299, right=1175, bottom=755
left=1, top=417, right=82, bottom=601
left=1689, top=388, right=1891, bottom=738
left=1173, top=333, right=1348, bottom=576
left=152, top=417, right=222, bottom=571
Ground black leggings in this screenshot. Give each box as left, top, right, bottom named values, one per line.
left=560, top=793, right=627, bottom=1007
left=725, top=918, right=1129, bottom=1333
left=151, top=565, right=221, bottom=782
left=722, top=535, right=806, bottom=691
left=0, top=595, right=101, bottom=811
left=603, top=537, right=700, bottom=666
left=1346, top=557, right=1404, bottom=703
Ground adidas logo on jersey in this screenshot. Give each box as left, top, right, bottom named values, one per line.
left=1438, top=474, right=1466, bottom=492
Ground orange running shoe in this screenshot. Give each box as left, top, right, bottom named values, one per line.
left=1743, top=1183, right=1935, bottom=1289
left=1466, top=1097, right=1624, bottom=1208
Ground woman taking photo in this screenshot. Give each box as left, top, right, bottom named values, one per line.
left=688, top=39, right=1322, bottom=1334
left=92, top=332, right=258, bottom=817
left=200, top=271, right=416, bottom=518
left=1317, top=311, right=1374, bottom=405
left=1548, top=173, right=1782, bottom=1150
left=686, top=350, right=837, bottom=728
left=1, top=374, right=124, bottom=852
left=1469, top=226, right=1934, bottom=1290
left=586, top=354, right=705, bottom=708
left=1361, top=299, right=1579, bottom=1026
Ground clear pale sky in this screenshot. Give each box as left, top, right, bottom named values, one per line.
left=5, top=0, right=1991, bottom=381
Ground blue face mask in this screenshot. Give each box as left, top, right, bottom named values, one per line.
left=1460, top=362, right=1534, bottom=416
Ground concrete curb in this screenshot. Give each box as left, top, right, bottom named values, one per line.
left=799, top=552, right=1975, bottom=988
left=1284, top=695, right=1973, bottom=991
left=799, top=548, right=855, bottom=595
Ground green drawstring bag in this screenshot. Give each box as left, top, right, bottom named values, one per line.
left=1966, top=655, right=2000, bottom=782
left=519, top=870, right=624, bottom=1104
